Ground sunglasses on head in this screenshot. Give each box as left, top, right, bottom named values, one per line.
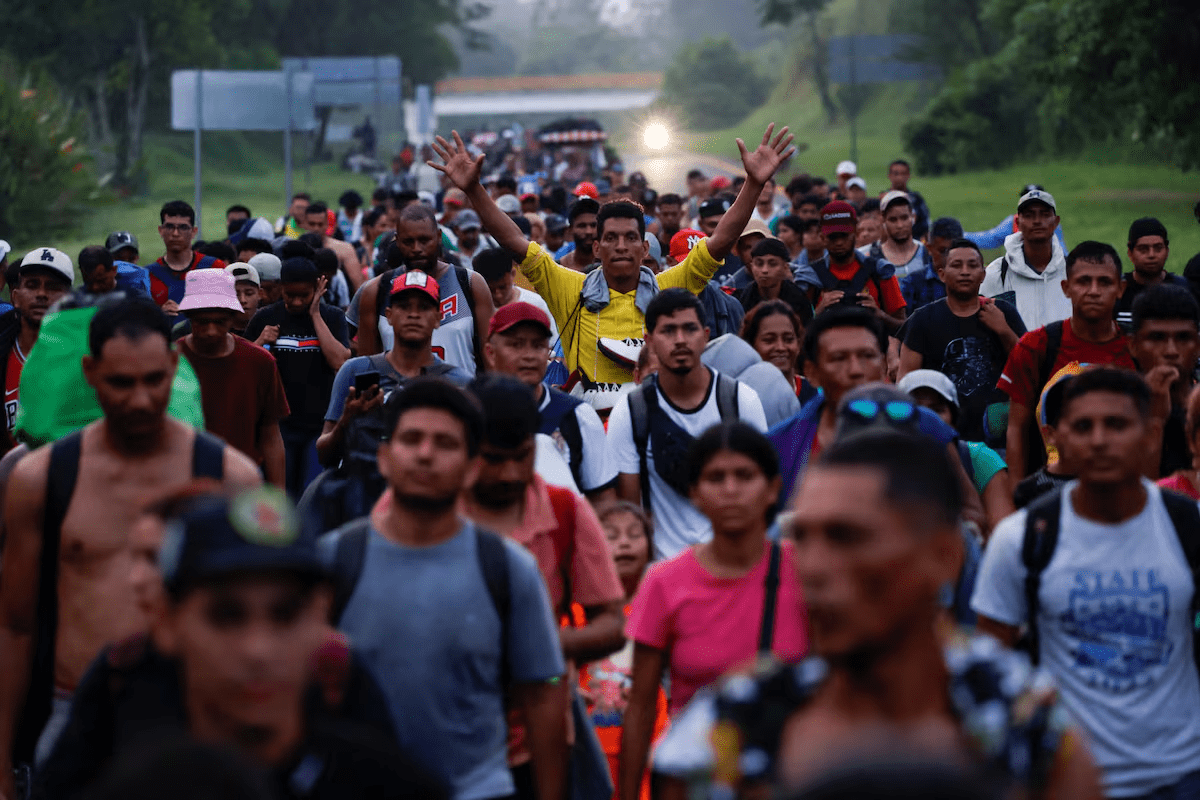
left=845, top=398, right=919, bottom=424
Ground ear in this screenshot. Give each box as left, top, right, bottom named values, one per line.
left=767, top=474, right=783, bottom=503
left=640, top=237, right=650, bottom=261
left=376, top=441, right=392, bottom=483
left=1060, top=278, right=1069, bottom=298
left=81, top=354, right=97, bottom=388
left=929, top=523, right=965, bottom=589
left=592, top=237, right=602, bottom=260
left=483, top=341, right=496, bottom=370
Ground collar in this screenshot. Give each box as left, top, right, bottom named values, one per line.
left=580, top=265, right=660, bottom=313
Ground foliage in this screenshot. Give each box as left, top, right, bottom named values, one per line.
left=0, top=58, right=94, bottom=242
left=660, top=37, right=774, bottom=131
left=887, top=0, right=997, bottom=74
left=903, top=0, right=1200, bottom=174
left=757, top=0, right=838, bottom=123
left=517, top=26, right=656, bottom=76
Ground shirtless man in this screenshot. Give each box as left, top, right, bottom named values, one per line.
left=302, top=202, right=365, bottom=291
left=0, top=298, right=260, bottom=793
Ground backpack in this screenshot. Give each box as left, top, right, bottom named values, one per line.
left=698, top=281, right=745, bottom=339
left=1019, top=487, right=1200, bottom=668
left=540, top=389, right=586, bottom=492
left=809, top=253, right=886, bottom=304
left=628, top=372, right=740, bottom=511
left=1019, top=320, right=1065, bottom=475
left=15, top=430, right=226, bottom=765
left=373, top=265, right=479, bottom=365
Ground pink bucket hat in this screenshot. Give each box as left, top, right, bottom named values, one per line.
left=178, top=268, right=243, bottom=313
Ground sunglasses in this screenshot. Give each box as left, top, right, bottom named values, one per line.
left=845, top=398, right=918, bottom=424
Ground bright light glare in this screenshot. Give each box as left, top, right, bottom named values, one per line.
left=644, top=122, right=670, bottom=150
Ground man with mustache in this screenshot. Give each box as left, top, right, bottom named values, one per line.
left=606, top=289, right=767, bottom=560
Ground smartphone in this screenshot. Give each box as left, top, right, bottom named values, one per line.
left=354, top=371, right=381, bottom=395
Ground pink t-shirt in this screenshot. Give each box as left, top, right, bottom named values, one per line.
left=1158, top=474, right=1200, bottom=501
left=626, top=540, right=808, bottom=715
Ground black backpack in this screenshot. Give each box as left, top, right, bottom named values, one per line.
left=809, top=253, right=886, bottom=304
left=628, top=372, right=740, bottom=511
left=15, top=430, right=225, bottom=765
left=1019, top=487, right=1200, bottom=668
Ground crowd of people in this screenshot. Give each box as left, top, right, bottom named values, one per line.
left=1, top=118, right=1200, bottom=800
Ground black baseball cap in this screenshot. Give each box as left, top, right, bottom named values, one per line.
left=159, top=487, right=327, bottom=596
left=698, top=197, right=732, bottom=219
left=545, top=214, right=569, bottom=234
left=105, top=231, right=139, bottom=255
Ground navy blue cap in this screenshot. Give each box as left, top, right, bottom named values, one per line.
left=545, top=213, right=568, bottom=234
left=159, top=487, right=326, bottom=594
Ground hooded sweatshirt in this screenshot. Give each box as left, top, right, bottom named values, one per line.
left=980, top=231, right=1070, bottom=330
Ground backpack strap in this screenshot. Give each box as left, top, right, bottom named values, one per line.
left=1020, top=489, right=1065, bottom=666
left=757, top=540, right=782, bottom=655
left=15, top=431, right=83, bottom=763
left=191, top=431, right=225, bottom=479
left=546, top=484, right=577, bottom=616
left=1037, top=320, right=1065, bottom=392
left=329, top=518, right=372, bottom=622
left=715, top=373, right=740, bottom=421
left=808, top=259, right=841, bottom=292
left=455, top=265, right=483, bottom=370
left=629, top=377, right=656, bottom=512
left=475, top=528, right=512, bottom=687
left=1000, top=256, right=1010, bottom=288
left=1160, top=489, right=1200, bottom=671
left=957, top=440, right=976, bottom=489
left=373, top=268, right=399, bottom=321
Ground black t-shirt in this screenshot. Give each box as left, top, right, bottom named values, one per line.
left=1013, top=467, right=1074, bottom=509
left=903, top=297, right=1027, bottom=441
left=245, top=302, right=350, bottom=433
left=1116, top=272, right=1190, bottom=332
left=1162, top=403, right=1190, bottom=478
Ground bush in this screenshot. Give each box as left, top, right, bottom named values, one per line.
left=0, top=56, right=93, bottom=242
left=661, top=37, right=774, bottom=131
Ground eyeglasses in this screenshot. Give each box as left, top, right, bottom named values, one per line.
left=161, top=223, right=193, bottom=233
left=845, top=398, right=918, bottom=424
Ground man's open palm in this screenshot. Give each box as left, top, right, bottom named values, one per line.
left=428, top=132, right=485, bottom=190
left=737, top=123, right=795, bottom=185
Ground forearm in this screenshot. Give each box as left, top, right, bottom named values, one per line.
left=0, top=627, right=33, bottom=770
left=1006, top=403, right=1030, bottom=482
left=707, top=177, right=765, bottom=261
left=464, top=183, right=531, bottom=256
left=560, top=608, right=625, bottom=664
left=259, top=424, right=287, bottom=489
left=517, top=680, right=568, bottom=800
left=996, top=326, right=1020, bottom=353
left=619, top=693, right=658, bottom=800
left=311, top=312, right=350, bottom=371
left=315, top=421, right=347, bottom=467
left=879, top=309, right=906, bottom=335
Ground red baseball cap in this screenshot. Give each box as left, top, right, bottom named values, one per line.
left=389, top=270, right=440, bottom=304
left=669, top=229, right=705, bottom=263
left=488, top=301, right=553, bottom=339
left=820, top=201, right=858, bottom=235
left=710, top=175, right=731, bottom=190
left=573, top=181, right=599, bottom=199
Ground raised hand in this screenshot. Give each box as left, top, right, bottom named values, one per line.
left=428, top=131, right=486, bottom=190
left=736, top=123, right=796, bottom=186
left=311, top=275, right=329, bottom=316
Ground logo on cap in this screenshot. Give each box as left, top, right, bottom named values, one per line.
left=230, top=487, right=297, bottom=547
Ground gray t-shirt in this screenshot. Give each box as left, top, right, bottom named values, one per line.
left=321, top=522, right=566, bottom=800
left=972, top=481, right=1200, bottom=796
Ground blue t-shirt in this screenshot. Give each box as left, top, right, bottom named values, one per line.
left=321, top=523, right=565, bottom=800
left=324, top=353, right=471, bottom=423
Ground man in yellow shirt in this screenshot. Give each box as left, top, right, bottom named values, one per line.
left=429, top=124, right=795, bottom=401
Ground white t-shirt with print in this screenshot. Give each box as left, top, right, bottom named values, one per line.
left=606, top=369, right=766, bottom=561
left=972, top=480, right=1200, bottom=797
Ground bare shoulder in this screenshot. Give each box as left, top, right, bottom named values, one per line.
left=222, top=446, right=263, bottom=489
left=8, top=442, right=52, bottom=498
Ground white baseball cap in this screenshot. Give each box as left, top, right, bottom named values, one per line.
left=897, top=369, right=959, bottom=409
left=1017, top=189, right=1056, bottom=213
left=18, top=247, right=74, bottom=285
left=0, top=240, right=11, bottom=263
left=835, top=160, right=857, bottom=177
left=248, top=253, right=282, bottom=282
left=847, top=177, right=867, bottom=191
left=880, top=189, right=911, bottom=213
left=225, top=262, right=260, bottom=287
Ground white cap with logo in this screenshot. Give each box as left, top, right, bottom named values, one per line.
left=1017, top=189, right=1056, bottom=213
left=19, top=247, right=74, bottom=284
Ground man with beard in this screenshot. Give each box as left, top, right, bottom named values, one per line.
left=460, top=376, right=624, bottom=798
left=606, top=289, right=767, bottom=560
left=899, top=239, right=1025, bottom=442
left=346, top=203, right=494, bottom=376
left=0, top=299, right=261, bottom=792
left=320, top=379, right=568, bottom=800
left=558, top=197, right=600, bottom=273
left=0, top=249, right=73, bottom=449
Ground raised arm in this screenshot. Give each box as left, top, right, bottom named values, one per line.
left=706, top=124, right=796, bottom=262
left=429, top=132, right=531, bottom=257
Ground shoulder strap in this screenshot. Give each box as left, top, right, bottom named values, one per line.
left=455, top=265, right=484, bottom=369
left=1020, top=489, right=1064, bottom=665
left=1037, top=321, right=1065, bottom=391
left=715, top=373, right=740, bottom=420
left=1000, top=256, right=1010, bottom=287
left=957, top=440, right=976, bottom=487
left=191, top=431, right=225, bottom=479
left=330, top=518, right=372, bottom=622
left=844, top=256, right=875, bottom=297
left=373, top=268, right=398, bottom=320
left=1160, top=489, right=1200, bottom=673
left=554, top=407, right=585, bottom=495
left=808, top=259, right=840, bottom=292
left=629, top=378, right=655, bottom=512
left=17, top=431, right=84, bottom=763
left=475, top=528, right=512, bottom=686
left=757, top=541, right=783, bottom=655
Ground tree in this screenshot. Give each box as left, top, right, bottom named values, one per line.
left=660, top=37, right=774, bottom=131
left=759, top=0, right=837, bottom=124
left=0, top=57, right=92, bottom=242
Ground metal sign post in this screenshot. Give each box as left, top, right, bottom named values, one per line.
left=194, top=71, right=203, bottom=228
